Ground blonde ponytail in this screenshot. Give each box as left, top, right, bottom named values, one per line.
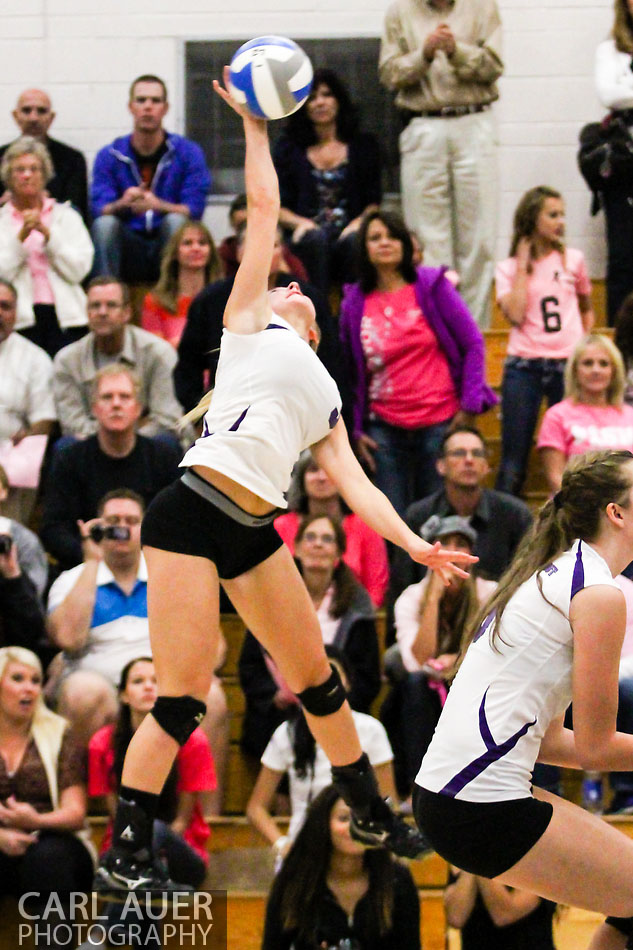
left=179, top=389, right=214, bottom=430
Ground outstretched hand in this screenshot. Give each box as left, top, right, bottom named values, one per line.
left=213, top=66, right=265, bottom=125
left=408, top=538, right=478, bottom=586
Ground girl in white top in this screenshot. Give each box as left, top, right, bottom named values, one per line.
left=247, top=649, right=395, bottom=863
left=95, top=69, right=475, bottom=895
left=414, top=450, right=633, bottom=950
left=494, top=186, right=594, bottom=496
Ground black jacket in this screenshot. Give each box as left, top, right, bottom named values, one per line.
left=174, top=274, right=349, bottom=418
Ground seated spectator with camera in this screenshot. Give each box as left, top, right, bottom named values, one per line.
left=0, top=463, right=48, bottom=601
left=0, top=512, right=50, bottom=663
left=46, top=488, right=150, bottom=745
left=41, top=364, right=180, bottom=571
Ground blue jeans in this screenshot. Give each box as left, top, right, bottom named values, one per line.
left=91, top=212, right=187, bottom=283
left=366, top=416, right=451, bottom=518
left=610, top=677, right=633, bottom=798
left=495, top=356, right=566, bottom=496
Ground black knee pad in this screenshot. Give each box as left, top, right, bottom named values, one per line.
left=298, top=665, right=346, bottom=717
left=151, top=695, right=207, bottom=746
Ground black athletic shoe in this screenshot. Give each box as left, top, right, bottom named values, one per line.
left=94, top=847, right=192, bottom=898
left=350, top=797, right=432, bottom=859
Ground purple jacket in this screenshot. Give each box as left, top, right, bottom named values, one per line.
left=339, top=268, right=498, bottom=440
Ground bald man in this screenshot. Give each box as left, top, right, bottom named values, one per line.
left=0, top=88, right=89, bottom=221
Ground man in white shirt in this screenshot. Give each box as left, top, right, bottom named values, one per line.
left=0, top=279, right=56, bottom=521
left=47, top=489, right=150, bottom=745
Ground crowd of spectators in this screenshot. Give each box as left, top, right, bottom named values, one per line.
left=5, top=4, right=633, bottom=943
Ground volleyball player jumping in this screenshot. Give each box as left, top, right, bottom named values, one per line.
left=94, top=70, right=475, bottom=894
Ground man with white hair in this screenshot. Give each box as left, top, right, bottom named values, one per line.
left=0, top=88, right=88, bottom=221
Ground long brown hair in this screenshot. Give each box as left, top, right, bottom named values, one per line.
left=613, top=0, right=633, bottom=54
left=152, top=221, right=221, bottom=313
left=274, top=785, right=395, bottom=939
left=295, top=513, right=359, bottom=618
left=509, top=185, right=565, bottom=265
left=461, top=450, right=633, bottom=657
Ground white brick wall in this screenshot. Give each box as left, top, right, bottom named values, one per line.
left=0, top=0, right=615, bottom=272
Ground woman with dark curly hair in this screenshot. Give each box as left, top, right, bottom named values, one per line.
left=340, top=208, right=496, bottom=517
left=261, top=783, right=420, bottom=950
left=273, top=68, right=382, bottom=291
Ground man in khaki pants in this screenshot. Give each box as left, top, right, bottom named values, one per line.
left=380, top=0, right=503, bottom=327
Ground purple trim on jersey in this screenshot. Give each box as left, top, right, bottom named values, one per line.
left=439, top=688, right=537, bottom=798
left=473, top=609, right=496, bottom=644
left=229, top=406, right=250, bottom=431
left=265, top=323, right=290, bottom=331
left=329, top=407, right=340, bottom=429
left=570, top=542, right=585, bottom=602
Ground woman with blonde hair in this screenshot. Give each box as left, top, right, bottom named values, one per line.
left=537, top=334, right=633, bottom=494
left=414, top=449, right=633, bottom=950
left=0, top=136, right=93, bottom=356
left=0, top=646, right=93, bottom=907
left=141, top=220, right=222, bottom=347
left=94, top=70, right=475, bottom=895
left=494, top=185, right=594, bottom=496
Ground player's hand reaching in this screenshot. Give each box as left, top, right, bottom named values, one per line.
left=213, top=66, right=266, bottom=126
left=407, top=537, right=478, bottom=585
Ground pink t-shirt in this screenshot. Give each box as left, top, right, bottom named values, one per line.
left=141, top=293, right=192, bottom=348
left=360, top=283, right=459, bottom=428
left=537, top=399, right=633, bottom=456
left=10, top=198, right=55, bottom=304
left=88, top=724, right=216, bottom=862
left=274, top=511, right=389, bottom=606
left=496, top=249, right=591, bottom=359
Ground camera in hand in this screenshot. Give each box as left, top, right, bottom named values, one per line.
left=0, top=534, right=12, bottom=555
left=89, top=525, right=131, bottom=543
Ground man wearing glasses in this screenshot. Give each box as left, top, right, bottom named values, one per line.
left=390, top=425, right=532, bottom=602
left=46, top=488, right=151, bottom=745
left=52, top=276, right=182, bottom=443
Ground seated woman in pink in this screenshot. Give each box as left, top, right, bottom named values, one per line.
left=275, top=452, right=389, bottom=606
left=141, top=221, right=222, bottom=348
left=537, top=334, right=633, bottom=493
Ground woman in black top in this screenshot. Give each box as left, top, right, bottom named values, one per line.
left=273, top=68, right=382, bottom=291
left=262, top=784, right=420, bottom=950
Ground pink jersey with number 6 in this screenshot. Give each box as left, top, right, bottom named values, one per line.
left=495, top=249, right=591, bottom=360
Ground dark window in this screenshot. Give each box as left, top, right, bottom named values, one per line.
left=185, top=38, right=401, bottom=195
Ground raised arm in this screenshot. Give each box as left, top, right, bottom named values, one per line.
left=213, top=69, right=279, bottom=334
left=312, top=418, right=476, bottom=584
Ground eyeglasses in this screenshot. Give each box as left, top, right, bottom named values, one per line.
left=302, top=531, right=337, bottom=545
left=87, top=301, right=123, bottom=311
left=444, top=448, right=487, bottom=459
left=103, top=515, right=142, bottom=526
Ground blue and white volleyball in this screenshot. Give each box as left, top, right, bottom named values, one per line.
left=229, top=36, right=313, bottom=121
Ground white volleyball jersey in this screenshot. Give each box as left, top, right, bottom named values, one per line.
left=180, top=316, right=342, bottom=508
left=416, top=540, right=620, bottom=802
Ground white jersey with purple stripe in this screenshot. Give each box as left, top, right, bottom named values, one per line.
left=180, top=315, right=342, bottom=509
left=416, top=540, right=620, bottom=802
